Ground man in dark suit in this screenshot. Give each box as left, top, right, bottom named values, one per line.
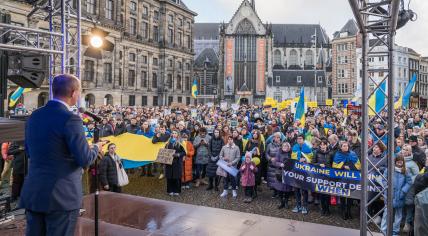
left=20, top=74, right=104, bottom=236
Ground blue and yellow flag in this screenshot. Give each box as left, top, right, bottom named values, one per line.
left=9, top=87, right=32, bottom=107
left=368, top=80, right=386, bottom=116
left=191, top=79, right=198, bottom=99
left=294, top=87, right=305, bottom=128
left=395, top=73, right=417, bottom=109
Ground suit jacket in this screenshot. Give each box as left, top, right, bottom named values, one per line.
left=20, top=101, right=99, bottom=213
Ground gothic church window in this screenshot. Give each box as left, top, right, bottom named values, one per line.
left=274, top=50, right=282, bottom=66
left=289, top=49, right=298, bottom=66
left=305, top=50, right=313, bottom=67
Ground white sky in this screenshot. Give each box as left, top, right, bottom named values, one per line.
left=185, top=0, right=428, bottom=56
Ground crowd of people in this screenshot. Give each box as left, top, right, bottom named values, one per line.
left=2, top=103, right=428, bottom=235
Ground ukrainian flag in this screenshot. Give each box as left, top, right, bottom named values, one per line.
left=294, top=87, right=305, bottom=128
left=191, top=79, right=198, bottom=99
left=9, top=87, right=32, bottom=107
left=368, top=80, right=386, bottom=116
left=395, top=73, right=417, bottom=110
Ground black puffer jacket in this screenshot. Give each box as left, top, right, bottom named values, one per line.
left=313, top=148, right=332, bottom=167
left=206, top=136, right=224, bottom=178
left=99, top=154, right=120, bottom=187
left=414, top=169, right=428, bottom=195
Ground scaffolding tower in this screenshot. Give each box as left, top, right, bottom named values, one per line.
left=348, top=0, right=401, bottom=235
left=0, top=0, right=81, bottom=107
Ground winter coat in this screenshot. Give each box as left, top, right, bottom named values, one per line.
left=382, top=169, right=412, bottom=208
left=126, top=124, right=139, bottom=134
left=350, top=140, right=361, bottom=157
left=206, top=137, right=224, bottom=178
left=368, top=153, right=387, bottom=174
left=219, top=143, right=241, bottom=167
left=114, top=123, right=126, bottom=136
left=193, top=135, right=211, bottom=165
left=245, top=139, right=264, bottom=162
left=404, top=155, right=421, bottom=205
left=233, top=137, right=244, bottom=155
left=99, top=154, right=121, bottom=187
left=266, top=142, right=281, bottom=188
left=164, top=141, right=186, bottom=179
left=182, top=141, right=195, bottom=183
left=313, top=148, right=332, bottom=167
left=412, top=146, right=427, bottom=170
left=414, top=187, right=428, bottom=236
left=269, top=149, right=293, bottom=192
left=240, top=162, right=257, bottom=187
left=136, top=128, right=155, bottom=138
left=99, top=124, right=114, bottom=137
left=414, top=169, right=428, bottom=196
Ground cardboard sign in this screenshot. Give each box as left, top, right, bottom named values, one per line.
left=231, top=103, right=240, bottom=111
left=325, top=99, right=333, bottom=106
left=220, top=102, right=228, bottom=111
left=155, top=148, right=176, bottom=165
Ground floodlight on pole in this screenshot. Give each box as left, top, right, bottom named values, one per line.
left=90, top=35, right=103, bottom=48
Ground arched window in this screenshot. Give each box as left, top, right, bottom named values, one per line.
left=85, top=94, right=96, bottom=107
left=104, top=94, right=113, bottom=105
left=289, top=49, right=298, bottom=66
left=305, top=50, right=313, bottom=67
left=274, top=50, right=282, bottom=66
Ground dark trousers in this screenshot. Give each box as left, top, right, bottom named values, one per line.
left=320, top=194, right=330, bottom=213
left=110, top=185, right=122, bottom=193
left=167, top=178, right=181, bottom=194
left=195, top=164, right=207, bottom=179
left=340, top=197, right=353, bottom=217
left=244, top=186, right=254, bottom=198
left=294, top=188, right=308, bottom=208
left=12, top=173, right=25, bottom=200
left=208, top=176, right=220, bottom=187
left=223, top=173, right=236, bottom=190
left=25, top=209, right=79, bottom=236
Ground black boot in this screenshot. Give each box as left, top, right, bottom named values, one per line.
left=214, top=177, right=219, bottom=191
left=206, top=178, right=214, bottom=191
left=277, top=196, right=286, bottom=209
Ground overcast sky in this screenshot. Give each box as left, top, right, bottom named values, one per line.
left=185, top=0, right=428, bottom=56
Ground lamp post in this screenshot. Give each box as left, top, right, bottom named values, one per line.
left=311, top=28, right=317, bottom=103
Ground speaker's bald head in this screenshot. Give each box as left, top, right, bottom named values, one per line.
left=52, top=74, right=81, bottom=98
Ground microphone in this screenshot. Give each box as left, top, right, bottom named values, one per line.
left=78, top=107, right=103, bottom=123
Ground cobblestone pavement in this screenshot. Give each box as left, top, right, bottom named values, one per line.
left=122, top=173, right=362, bottom=230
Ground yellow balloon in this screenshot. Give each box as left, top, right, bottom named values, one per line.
left=252, top=157, right=261, bottom=166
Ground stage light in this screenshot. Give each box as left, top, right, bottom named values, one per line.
left=90, top=35, right=103, bottom=49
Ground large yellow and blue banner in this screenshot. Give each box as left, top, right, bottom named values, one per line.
left=282, top=160, right=380, bottom=199
left=101, top=133, right=166, bottom=169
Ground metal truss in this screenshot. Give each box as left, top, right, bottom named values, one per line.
left=0, top=0, right=81, bottom=99
left=348, top=0, right=400, bottom=236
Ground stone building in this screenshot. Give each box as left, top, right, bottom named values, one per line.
left=2, top=0, right=196, bottom=110
left=331, top=19, right=360, bottom=104
left=195, top=0, right=331, bottom=105
left=409, top=48, right=421, bottom=108
left=420, top=57, right=428, bottom=108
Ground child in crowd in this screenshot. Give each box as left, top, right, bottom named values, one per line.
left=240, top=152, right=257, bottom=203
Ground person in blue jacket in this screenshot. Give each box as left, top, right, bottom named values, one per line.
left=380, top=154, right=413, bottom=236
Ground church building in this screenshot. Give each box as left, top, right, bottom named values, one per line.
left=194, top=0, right=332, bottom=105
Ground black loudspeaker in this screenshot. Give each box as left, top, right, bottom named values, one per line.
left=7, top=54, right=48, bottom=88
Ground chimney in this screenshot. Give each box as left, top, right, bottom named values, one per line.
left=251, top=0, right=255, bottom=10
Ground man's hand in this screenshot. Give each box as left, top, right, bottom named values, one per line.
left=6, top=155, right=14, bottom=161
left=320, top=164, right=325, bottom=168
left=280, top=163, right=285, bottom=168
left=103, top=185, right=109, bottom=190
left=157, top=133, right=161, bottom=138
left=344, top=166, right=350, bottom=170
left=299, top=158, right=305, bottom=163
left=227, top=162, right=232, bottom=167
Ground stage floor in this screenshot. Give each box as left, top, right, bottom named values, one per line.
left=77, top=192, right=370, bottom=236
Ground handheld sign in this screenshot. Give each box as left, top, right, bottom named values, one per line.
left=155, top=148, right=176, bottom=165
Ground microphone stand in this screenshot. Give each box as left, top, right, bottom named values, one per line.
left=93, top=125, right=100, bottom=236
